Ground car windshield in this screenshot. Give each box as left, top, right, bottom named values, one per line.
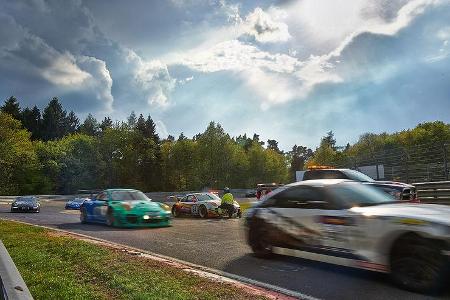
left=328, top=183, right=396, bottom=208
left=110, top=191, right=150, bottom=201
left=16, top=197, right=36, bottom=202
left=73, top=198, right=86, bottom=203
left=195, top=193, right=219, bottom=201
left=342, top=170, right=375, bottom=182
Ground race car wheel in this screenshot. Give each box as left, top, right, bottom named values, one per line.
left=237, top=210, right=242, bottom=218
left=199, top=205, right=208, bottom=219
left=80, top=207, right=87, bottom=224
left=172, top=206, right=179, bottom=217
left=390, top=234, right=447, bottom=294
left=248, top=219, right=273, bottom=258
left=106, top=209, right=116, bottom=227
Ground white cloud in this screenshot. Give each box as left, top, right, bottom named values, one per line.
left=155, top=120, right=169, bottom=138
left=243, top=7, right=291, bottom=43
left=181, top=39, right=300, bottom=73
left=76, top=56, right=114, bottom=112
left=126, top=50, right=175, bottom=108
left=0, top=12, right=114, bottom=112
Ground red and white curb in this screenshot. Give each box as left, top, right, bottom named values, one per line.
left=1, top=218, right=320, bottom=300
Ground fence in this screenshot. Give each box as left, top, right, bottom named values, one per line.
left=332, top=142, right=450, bottom=183
left=414, top=181, right=450, bottom=205
left=0, top=241, right=33, bottom=300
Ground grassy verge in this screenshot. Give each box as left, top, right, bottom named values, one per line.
left=0, top=220, right=266, bottom=300
left=239, top=202, right=255, bottom=212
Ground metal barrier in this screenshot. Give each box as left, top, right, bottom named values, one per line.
left=414, top=181, right=450, bottom=205
left=0, top=241, right=33, bottom=300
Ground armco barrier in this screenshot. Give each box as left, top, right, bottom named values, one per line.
left=0, top=241, right=33, bottom=300
left=414, top=181, right=450, bottom=205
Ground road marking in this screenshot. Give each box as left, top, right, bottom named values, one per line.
left=1, top=218, right=320, bottom=300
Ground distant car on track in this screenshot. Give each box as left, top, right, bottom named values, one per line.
left=80, top=189, right=171, bottom=228
left=245, top=179, right=450, bottom=294
left=10, top=196, right=40, bottom=213
left=65, top=197, right=88, bottom=210
left=172, top=192, right=241, bottom=218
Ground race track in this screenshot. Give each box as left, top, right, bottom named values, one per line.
left=0, top=201, right=447, bottom=300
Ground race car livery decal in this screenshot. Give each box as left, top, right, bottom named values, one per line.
left=256, top=208, right=322, bottom=245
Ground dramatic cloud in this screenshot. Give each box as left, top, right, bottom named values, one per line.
left=0, top=0, right=449, bottom=147
left=125, top=50, right=175, bottom=108
left=243, top=7, right=291, bottom=43
left=0, top=12, right=113, bottom=113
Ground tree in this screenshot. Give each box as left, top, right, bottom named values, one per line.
left=79, top=114, right=99, bottom=136
left=267, top=139, right=282, bottom=154
left=100, top=117, right=113, bottom=132
left=41, top=97, right=68, bottom=140
left=288, top=145, right=313, bottom=180
left=127, top=111, right=137, bottom=128
left=66, top=111, right=80, bottom=134
left=21, top=106, right=42, bottom=140
left=322, top=131, right=337, bottom=150
left=0, top=112, right=43, bottom=194
left=1, top=96, right=21, bottom=120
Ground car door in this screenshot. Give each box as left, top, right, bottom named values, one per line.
left=266, top=186, right=326, bottom=248
left=179, top=195, right=195, bottom=214
left=91, top=192, right=108, bottom=222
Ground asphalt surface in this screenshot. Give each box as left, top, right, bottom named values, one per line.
left=0, top=201, right=448, bottom=300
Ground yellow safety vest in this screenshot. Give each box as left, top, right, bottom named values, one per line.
left=222, top=193, right=234, bottom=204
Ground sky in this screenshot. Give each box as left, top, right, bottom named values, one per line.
left=0, top=0, right=449, bottom=150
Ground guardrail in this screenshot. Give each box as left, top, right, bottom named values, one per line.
left=0, top=241, right=33, bottom=300
left=414, top=181, right=450, bottom=205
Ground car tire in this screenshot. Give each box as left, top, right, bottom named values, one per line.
left=390, top=234, right=448, bottom=294
left=106, top=209, right=115, bottom=227
left=172, top=206, right=179, bottom=217
left=80, top=207, right=88, bottom=224
left=237, top=210, right=242, bottom=218
left=248, top=219, right=273, bottom=259
left=199, top=205, right=208, bottom=219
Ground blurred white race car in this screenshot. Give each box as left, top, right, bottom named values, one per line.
left=172, top=192, right=241, bottom=218
left=245, top=179, right=450, bottom=294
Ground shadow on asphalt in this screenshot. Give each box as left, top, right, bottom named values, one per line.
left=55, top=222, right=170, bottom=232
left=223, top=254, right=450, bottom=298
left=223, top=253, right=389, bottom=286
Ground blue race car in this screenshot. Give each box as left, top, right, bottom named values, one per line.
left=65, top=198, right=89, bottom=210
left=79, top=188, right=172, bottom=227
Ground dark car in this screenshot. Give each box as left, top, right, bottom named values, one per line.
left=302, top=168, right=417, bottom=201
left=10, top=196, right=40, bottom=213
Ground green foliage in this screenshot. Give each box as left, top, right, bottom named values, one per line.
left=0, top=112, right=42, bottom=194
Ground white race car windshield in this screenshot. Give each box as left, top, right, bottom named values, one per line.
left=328, top=183, right=396, bottom=208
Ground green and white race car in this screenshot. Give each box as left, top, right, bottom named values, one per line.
left=80, top=189, right=172, bottom=228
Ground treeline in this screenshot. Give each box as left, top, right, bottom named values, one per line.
left=1, top=95, right=448, bottom=195
left=0, top=96, right=293, bottom=195
left=307, top=122, right=450, bottom=169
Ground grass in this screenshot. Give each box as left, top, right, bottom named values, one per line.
left=238, top=201, right=255, bottom=212
left=0, top=220, right=267, bottom=300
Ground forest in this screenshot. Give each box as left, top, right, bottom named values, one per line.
left=1, top=96, right=449, bottom=195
